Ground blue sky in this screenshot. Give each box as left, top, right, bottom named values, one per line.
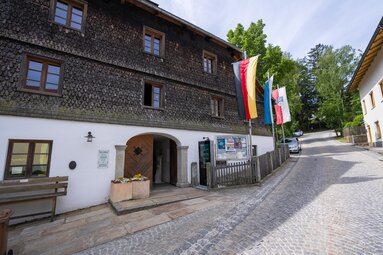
left=154, top=0, right=383, bottom=59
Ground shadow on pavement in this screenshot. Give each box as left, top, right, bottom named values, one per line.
left=226, top=132, right=379, bottom=254
left=337, top=176, right=383, bottom=184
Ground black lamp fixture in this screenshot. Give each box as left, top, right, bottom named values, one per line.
left=85, top=131, right=95, bottom=142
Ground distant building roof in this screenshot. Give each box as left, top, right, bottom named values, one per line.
left=120, top=0, right=242, bottom=59
left=347, top=17, right=383, bottom=92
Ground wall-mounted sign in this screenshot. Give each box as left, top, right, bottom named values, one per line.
left=216, top=135, right=248, bottom=161
left=97, top=150, right=109, bottom=168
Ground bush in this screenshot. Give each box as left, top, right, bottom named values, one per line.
left=351, top=114, right=364, bottom=126
left=344, top=122, right=353, bottom=128
left=343, top=114, right=364, bottom=128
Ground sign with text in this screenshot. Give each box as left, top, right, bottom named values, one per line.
left=97, top=150, right=109, bottom=168
left=216, top=135, right=248, bottom=161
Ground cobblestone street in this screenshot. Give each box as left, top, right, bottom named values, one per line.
left=77, top=131, right=383, bottom=255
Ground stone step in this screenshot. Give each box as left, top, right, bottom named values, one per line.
left=9, top=197, right=220, bottom=255
left=110, top=190, right=206, bottom=215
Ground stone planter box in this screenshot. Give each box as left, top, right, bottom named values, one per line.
left=109, top=182, right=133, bottom=203
left=132, top=180, right=150, bottom=199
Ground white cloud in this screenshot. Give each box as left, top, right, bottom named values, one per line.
left=155, top=0, right=383, bottom=59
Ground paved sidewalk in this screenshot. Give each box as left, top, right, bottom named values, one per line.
left=8, top=160, right=296, bottom=255
left=76, top=131, right=383, bottom=255
left=352, top=143, right=383, bottom=157
left=75, top=159, right=297, bottom=255
left=8, top=188, right=214, bottom=255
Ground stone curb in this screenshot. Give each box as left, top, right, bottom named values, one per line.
left=338, top=140, right=383, bottom=161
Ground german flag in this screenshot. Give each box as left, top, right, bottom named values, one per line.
left=232, top=55, right=259, bottom=120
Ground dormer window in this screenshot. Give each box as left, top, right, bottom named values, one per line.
left=51, top=0, right=87, bottom=32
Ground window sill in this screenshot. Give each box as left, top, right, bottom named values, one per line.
left=4, top=176, right=49, bottom=180
left=143, top=105, right=165, bottom=111
left=211, top=115, right=224, bottom=119
left=203, top=71, right=217, bottom=76
left=143, top=51, right=165, bottom=60
left=18, top=88, right=62, bottom=97
left=50, top=21, right=85, bottom=35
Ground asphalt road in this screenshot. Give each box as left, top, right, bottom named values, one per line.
left=78, top=131, right=383, bottom=255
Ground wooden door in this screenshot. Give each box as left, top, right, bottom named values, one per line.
left=170, top=140, right=177, bottom=186
left=367, top=125, right=373, bottom=145
left=125, top=135, right=154, bottom=184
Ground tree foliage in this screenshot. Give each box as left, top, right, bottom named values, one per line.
left=227, top=21, right=362, bottom=137
left=227, top=21, right=302, bottom=136
left=227, top=20, right=267, bottom=83
left=314, top=45, right=360, bottom=135
left=296, top=44, right=327, bottom=130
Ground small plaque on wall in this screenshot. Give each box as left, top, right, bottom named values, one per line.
left=98, top=150, right=109, bottom=168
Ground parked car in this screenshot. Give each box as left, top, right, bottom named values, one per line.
left=280, top=137, right=301, bottom=153
left=293, top=129, right=304, bottom=137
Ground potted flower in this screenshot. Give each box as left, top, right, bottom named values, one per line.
left=109, top=176, right=132, bottom=203
left=131, top=173, right=150, bottom=199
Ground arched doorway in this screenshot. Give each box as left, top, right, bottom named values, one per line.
left=124, top=134, right=178, bottom=187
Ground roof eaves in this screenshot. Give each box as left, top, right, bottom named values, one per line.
left=122, top=0, right=242, bottom=54
left=347, top=17, right=383, bottom=92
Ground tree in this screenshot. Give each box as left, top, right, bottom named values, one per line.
left=314, top=45, right=359, bottom=135
left=227, top=21, right=302, bottom=136
left=227, top=20, right=267, bottom=83
left=296, top=44, right=327, bottom=131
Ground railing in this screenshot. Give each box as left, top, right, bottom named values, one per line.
left=206, top=144, right=289, bottom=189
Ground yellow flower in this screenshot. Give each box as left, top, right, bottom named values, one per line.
left=132, top=173, right=147, bottom=179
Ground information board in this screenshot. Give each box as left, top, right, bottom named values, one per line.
left=216, top=135, right=248, bottom=161
left=97, top=150, right=109, bottom=168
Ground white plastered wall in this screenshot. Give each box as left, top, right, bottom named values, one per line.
left=0, top=115, right=273, bottom=214
left=358, top=46, right=383, bottom=144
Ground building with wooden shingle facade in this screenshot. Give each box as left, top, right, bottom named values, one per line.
left=0, top=0, right=273, bottom=216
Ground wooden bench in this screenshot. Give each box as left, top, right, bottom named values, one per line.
left=0, top=176, right=68, bottom=221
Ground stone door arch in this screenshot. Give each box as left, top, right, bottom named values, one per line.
left=114, top=133, right=189, bottom=188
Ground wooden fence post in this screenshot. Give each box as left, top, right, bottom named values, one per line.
left=256, top=156, right=261, bottom=182
left=268, top=152, right=273, bottom=172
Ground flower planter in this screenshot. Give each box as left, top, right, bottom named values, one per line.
left=109, top=182, right=133, bottom=203
left=132, top=180, right=150, bottom=199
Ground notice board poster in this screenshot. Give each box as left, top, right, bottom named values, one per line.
left=216, top=135, right=248, bottom=161
left=97, top=150, right=109, bottom=168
